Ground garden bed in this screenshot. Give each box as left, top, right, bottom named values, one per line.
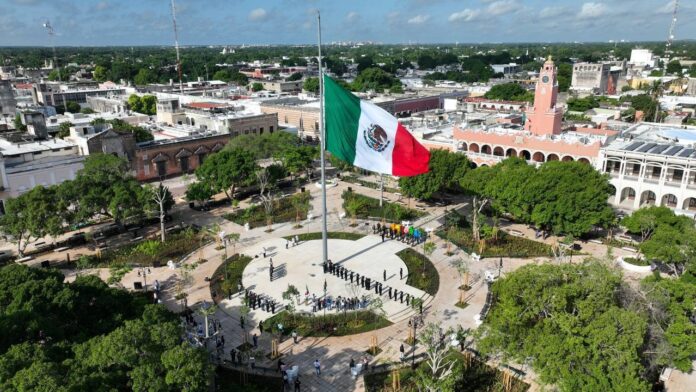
left=396, top=248, right=439, bottom=296
left=438, top=226, right=552, bottom=258
left=342, top=174, right=399, bottom=194
left=80, top=228, right=204, bottom=268
left=365, top=351, right=529, bottom=392
left=210, top=254, right=254, bottom=301
left=224, top=192, right=311, bottom=229
left=283, top=232, right=365, bottom=241
left=342, top=190, right=426, bottom=222
left=261, top=310, right=391, bottom=337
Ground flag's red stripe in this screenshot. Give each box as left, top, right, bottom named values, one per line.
left=391, top=123, right=430, bottom=176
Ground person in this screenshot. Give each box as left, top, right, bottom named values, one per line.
left=314, top=359, right=321, bottom=375
left=292, top=330, right=298, bottom=344
left=400, top=268, right=403, bottom=280
left=259, top=320, right=264, bottom=334
left=240, top=315, right=245, bottom=329
left=383, top=269, right=386, bottom=282
left=286, top=240, right=289, bottom=249
left=294, top=235, right=299, bottom=245
left=294, top=378, right=301, bottom=392
left=400, top=344, right=405, bottom=361
left=277, top=358, right=285, bottom=372
left=349, top=357, right=355, bottom=369
left=263, top=247, right=266, bottom=258
left=252, top=333, right=258, bottom=348
left=249, top=356, right=255, bottom=369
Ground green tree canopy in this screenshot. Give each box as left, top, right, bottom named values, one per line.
left=399, top=149, right=471, bottom=200
left=303, top=77, right=319, bottom=93
left=478, top=261, right=650, bottom=392
left=64, top=101, right=81, bottom=113
left=225, top=131, right=300, bottom=160
left=251, top=82, right=263, bottom=92
left=195, top=147, right=258, bottom=201
left=185, top=181, right=215, bottom=205
left=133, top=68, right=157, bottom=85
left=484, top=83, right=532, bottom=101
left=92, top=65, right=107, bottom=82
left=352, top=67, right=401, bottom=92
left=57, top=121, right=73, bottom=139
left=666, top=60, right=682, bottom=75
left=286, top=72, right=303, bottom=81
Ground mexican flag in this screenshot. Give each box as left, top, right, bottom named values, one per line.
left=323, top=76, right=430, bottom=177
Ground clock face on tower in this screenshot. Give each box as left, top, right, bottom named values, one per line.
left=542, top=75, right=550, bottom=83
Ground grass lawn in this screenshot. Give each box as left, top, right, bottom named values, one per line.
left=364, top=351, right=529, bottom=392
left=210, top=254, right=254, bottom=301
left=224, top=192, right=311, bottom=229
left=283, top=232, right=365, bottom=241
left=438, top=226, right=552, bottom=258
left=216, top=366, right=283, bottom=392
left=261, top=310, right=392, bottom=337
left=342, top=190, right=426, bottom=223
left=396, top=248, right=439, bottom=296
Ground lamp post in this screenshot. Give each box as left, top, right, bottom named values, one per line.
left=410, top=315, right=423, bottom=369
left=137, top=266, right=152, bottom=292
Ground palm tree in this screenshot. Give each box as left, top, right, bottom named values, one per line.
left=648, top=80, right=664, bottom=122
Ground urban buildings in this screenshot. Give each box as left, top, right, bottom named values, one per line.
left=629, top=49, right=659, bottom=68
left=32, top=82, right=127, bottom=106
left=598, top=122, right=696, bottom=217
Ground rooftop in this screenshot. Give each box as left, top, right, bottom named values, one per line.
left=604, top=122, right=696, bottom=159
left=0, top=137, right=76, bottom=156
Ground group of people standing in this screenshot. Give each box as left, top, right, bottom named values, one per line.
left=375, top=222, right=427, bottom=245
left=244, top=289, right=278, bottom=314
left=323, top=260, right=415, bottom=308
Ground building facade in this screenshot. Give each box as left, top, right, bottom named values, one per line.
left=597, top=122, right=696, bottom=216
left=571, top=62, right=610, bottom=95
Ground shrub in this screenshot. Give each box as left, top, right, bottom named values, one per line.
left=341, top=190, right=425, bottom=222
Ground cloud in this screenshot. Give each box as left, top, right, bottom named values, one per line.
left=539, top=6, right=565, bottom=19
left=407, top=14, right=430, bottom=25
left=94, top=1, right=109, bottom=11
left=346, top=11, right=360, bottom=23
left=248, top=8, right=268, bottom=22
left=448, top=9, right=480, bottom=23
left=486, top=0, right=519, bottom=16
left=578, top=3, right=607, bottom=19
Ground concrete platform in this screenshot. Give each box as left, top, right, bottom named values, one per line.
left=223, top=235, right=430, bottom=324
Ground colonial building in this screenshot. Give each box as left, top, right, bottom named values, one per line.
left=452, top=58, right=611, bottom=167
left=597, top=122, right=696, bottom=216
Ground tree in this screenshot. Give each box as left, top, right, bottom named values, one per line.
left=621, top=206, right=678, bottom=242
left=101, top=118, right=153, bottom=142
left=64, top=101, right=80, bottom=113
left=666, top=60, right=682, bottom=75
left=144, top=184, right=174, bottom=242
left=57, top=121, right=73, bottom=139
left=399, top=149, right=470, bottom=200
left=328, top=152, right=353, bottom=172
left=352, top=67, right=401, bottom=92
left=0, top=186, right=65, bottom=257
left=225, top=131, right=299, bottom=160
left=256, top=168, right=276, bottom=230
left=414, top=323, right=461, bottom=392
left=356, top=56, right=375, bottom=73
left=417, top=54, right=437, bottom=70
left=286, top=72, right=303, bottom=81
left=161, top=344, right=211, bottom=392
left=478, top=261, right=650, bottom=392
left=630, top=94, right=659, bottom=122
left=195, top=147, right=258, bottom=202
left=484, top=83, right=530, bottom=101
left=92, top=65, right=107, bottom=82
left=303, top=77, right=319, bottom=94
left=13, top=114, right=27, bottom=132
left=133, top=68, right=156, bottom=85
left=251, top=82, right=263, bottom=92
left=140, top=95, right=157, bottom=115
left=278, top=145, right=316, bottom=184
left=230, top=72, right=249, bottom=86
left=128, top=94, right=143, bottom=113
left=212, top=70, right=231, bottom=82
left=185, top=181, right=214, bottom=207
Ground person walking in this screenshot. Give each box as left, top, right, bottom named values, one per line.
left=400, top=268, right=403, bottom=280
left=349, top=357, right=355, bottom=369
left=294, top=378, right=301, bottom=392
left=383, top=269, right=386, bottom=282
left=314, top=359, right=321, bottom=375
left=259, top=320, right=264, bottom=334
left=400, top=344, right=405, bottom=361
left=292, top=331, right=298, bottom=344
left=252, top=333, right=258, bottom=348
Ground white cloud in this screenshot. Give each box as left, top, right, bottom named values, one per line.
left=248, top=8, right=268, bottom=22
left=539, top=6, right=565, bottom=19
left=346, top=11, right=360, bottom=23
left=448, top=9, right=480, bottom=23
left=95, top=1, right=109, bottom=11
left=657, top=0, right=676, bottom=14
left=486, top=0, right=519, bottom=16
left=578, top=3, right=607, bottom=19
left=407, top=14, right=430, bottom=25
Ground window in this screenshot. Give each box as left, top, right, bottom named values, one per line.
left=270, top=126, right=274, bottom=133
left=672, top=169, right=683, bottom=182
left=156, top=161, right=167, bottom=178
left=198, top=153, right=206, bottom=166
left=260, top=127, right=264, bottom=134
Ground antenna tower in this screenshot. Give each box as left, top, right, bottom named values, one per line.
left=170, top=0, right=183, bottom=93
left=43, top=20, right=67, bottom=110
left=664, top=0, right=679, bottom=73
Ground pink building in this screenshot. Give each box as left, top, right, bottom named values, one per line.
left=452, top=58, right=609, bottom=167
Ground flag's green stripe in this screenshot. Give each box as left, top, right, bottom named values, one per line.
left=324, top=75, right=360, bottom=164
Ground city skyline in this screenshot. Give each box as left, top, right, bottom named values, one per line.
left=0, top=0, right=691, bottom=47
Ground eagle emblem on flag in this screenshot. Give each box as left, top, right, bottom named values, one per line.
left=363, top=124, right=390, bottom=152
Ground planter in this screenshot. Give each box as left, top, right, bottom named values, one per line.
left=617, top=256, right=652, bottom=273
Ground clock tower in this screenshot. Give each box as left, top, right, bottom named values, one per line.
left=525, top=56, right=563, bottom=136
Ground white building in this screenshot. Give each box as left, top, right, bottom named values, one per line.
left=629, top=49, right=658, bottom=69
left=0, top=137, right=83, bottom=208
left=598, top=122, right=696, bottom=217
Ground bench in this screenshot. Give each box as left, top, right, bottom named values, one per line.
left=130, top=236, right=144, bottom=243
left=16, top=256, right=33, bottom=263
left=54, top=246, right=70, bottom=252
left=589, top=239, right=603, bottom=244
left=621, top=246, right=637, bottom=253
left=507, top=229, right=524, bottom=237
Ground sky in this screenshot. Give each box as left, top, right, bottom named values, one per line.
left=0, top=0, right=692, bottom=46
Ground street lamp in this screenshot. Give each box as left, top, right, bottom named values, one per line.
left=137, top=266, right=152, bottom=292
left=410, top=315, right=424, bottom=369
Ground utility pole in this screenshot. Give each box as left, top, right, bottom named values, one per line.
left=43, top=20, right=67, bottom=110
left=664, top=0, right=679, bottom=74
left=170, top=0, right=184, bottom=94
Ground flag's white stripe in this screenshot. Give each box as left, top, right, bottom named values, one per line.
left=354, top=101, right=398, bottom=174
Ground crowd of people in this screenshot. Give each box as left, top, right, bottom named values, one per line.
left=375, top=222, right=428, bottom=245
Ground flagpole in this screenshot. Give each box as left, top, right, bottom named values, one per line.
left=317, top=10, right=328, bottom=266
